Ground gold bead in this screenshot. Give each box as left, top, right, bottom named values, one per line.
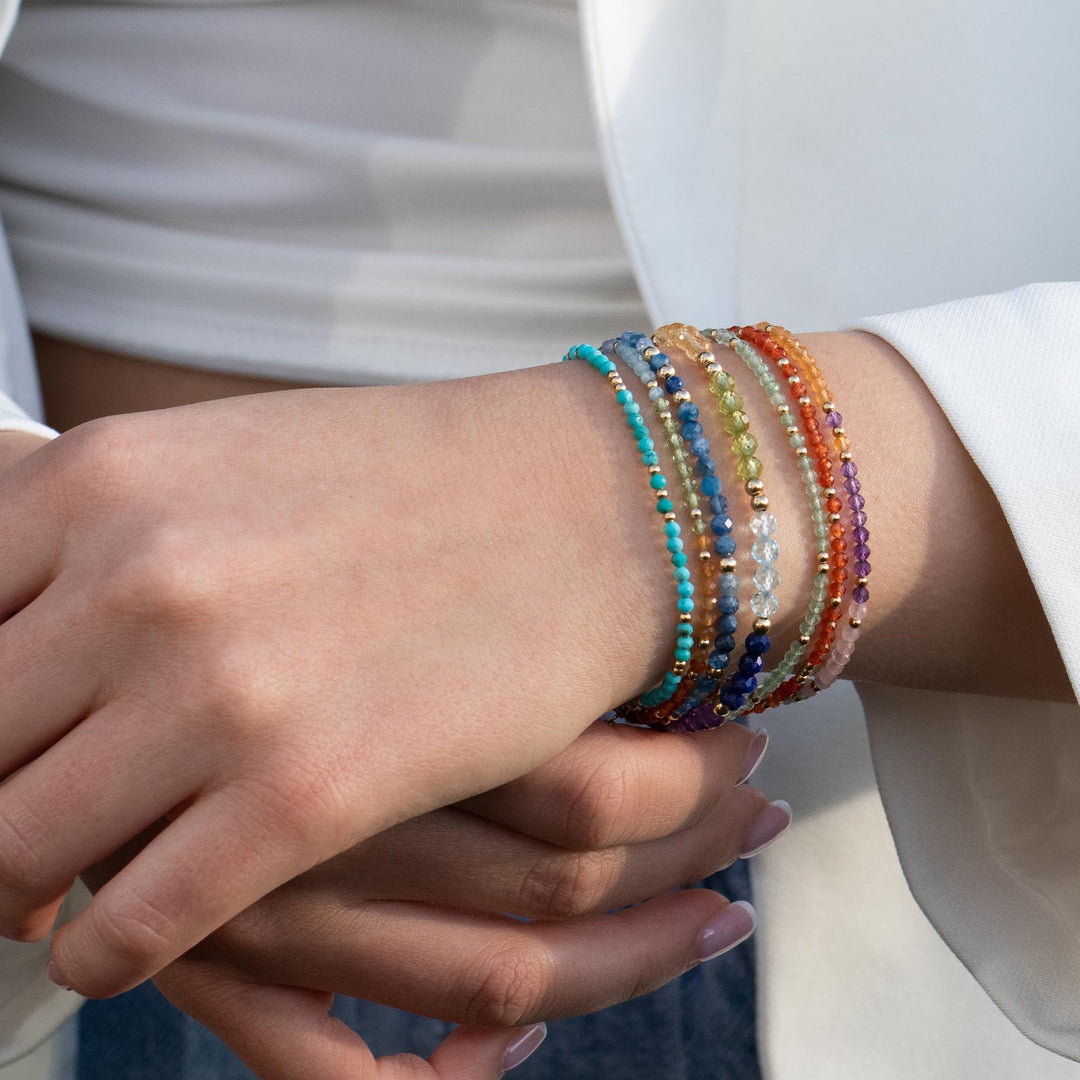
left=833, top=427, right=846, bottom=437
left=673, top=389, right=692, bottom=403
left=720, top=557, right=737, bottom=573
left=689, top=507, right=703, bottom=520
left=753, top=617, right=772, bottom=632
left=829, top=597, right=842, bottom=608
left=828, top=513, right=841, bottom=524
left=798, top=634, right=812, bottom=645
left=643, top=345, right=659, bottom=358
left=795, top=446, right=809, bottom=456
left=857, top=576, right=869, bottom=586
left=785, top=425, right=799, bottom=436
left=646, top=380, right=659, bottom=390
left=798, top=395, right=811, bottom=405
left=679, top=612, right=694, bottom=623
left=698, top=638, right=712, bottom=650
left=849, top=618, right=863, bottom=629
left=648, top=465, right=662, bottom=475
left=823, top=487, right=836, bottom=499
left=745, top=478, right=765, bottom=495
left=704, top=362, right=722, bottom=375
left=699, top=352, right=716, bottom=364
left=658, top=365, right=675, bottom=378
left=788, top=375, right=801, bottom=385
left=673, top=662, right=689, bottom=675
left=823, top=401, right=835, bottom=412
left=656, top=488, right=669, bottom=500
left=658, top=411, right=673, bottom=423
left=751, top=494, right=770, bottom=511
left=663, top=511, right=678, bottom=522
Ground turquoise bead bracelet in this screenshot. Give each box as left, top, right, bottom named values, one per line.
left=563, top=343, right=693, bottom=711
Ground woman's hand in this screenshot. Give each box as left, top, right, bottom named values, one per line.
left=84, top=719, right=774, bottom=1078
left=0, top=367, right=709, bottom=997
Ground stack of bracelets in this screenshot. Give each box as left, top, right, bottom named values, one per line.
left=563, top=321, right=870, bottom=733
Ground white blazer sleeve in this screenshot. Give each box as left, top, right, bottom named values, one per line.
left=0, top=0, right=55, bottom=443
left=849, top=282, right=1080, bottom=1062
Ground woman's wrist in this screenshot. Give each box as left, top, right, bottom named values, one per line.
left=498, top=330, right=1072, bottom=710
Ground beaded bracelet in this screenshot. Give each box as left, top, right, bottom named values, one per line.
left=704, top=328, right=829, bottom=713
left=600, top=335, right=710, bottom=720
left=562, top=344, right=692, bottom=711
left=758, top=325, right=869, bottom=691
left=653, top=324, right=776, bottom=726
left=606, top=332, right=729, bottom=730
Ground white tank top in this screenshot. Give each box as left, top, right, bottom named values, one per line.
left=0, top=0, right=649, bottom=383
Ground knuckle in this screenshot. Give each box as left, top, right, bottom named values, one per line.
left=101, top=530, right=221, bottom=627
left=461, top=940, right=554, bottom=1028
left=517, top=849, right=611, bottom=920
left=553, top=756, right=639, bottom=850
left=91, top=889, right=179, bottom=977
left=56, top=416, right=146, bottom=508
left=0, top=803, right=46, bottom=902
left=232, top=762, right=350, bottom=859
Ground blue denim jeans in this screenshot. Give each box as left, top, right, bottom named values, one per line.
left=76, top=862, right=760, bottom=1080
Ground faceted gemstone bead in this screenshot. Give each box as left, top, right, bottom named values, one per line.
left=715, top=535, right=737, bottom=557
left=751, top=591, right=780, bottom=618
left=739, top=654, right=765, bottom=676
left=729, top=674, right=757, bottom=696
left=681, top=420, right=704, bottom=440
left=719, top=573, right=739, bottom=594
left=850, top=601, right=869, bottom=621
left=751, top=512, right=778, bottom=538
left=825, top=411, right=843, bottom=428
left=711, top=514, right=734, bottom=535
left=717, top=614, right=739, bottom=635
left=745, top=632, right=771, bottom=655
left=752, top=538, right=780, bottom=564
left=844, top=478, right=861, bottom=495
left=716, top=634, right=737, bottom=653
left=852, top=526, right=870, bottom=544
left=678, top=402, right=699, bottom=421
left=849, top=494, right=866, bottom=510
left=854, top=560, right=871, bottom=577
left=840, top=460, right=858, bottom=479
left=853, top=585, right=870, bottom=604
left=753, top=564, right=780, bottom=592
left=732, top=432, right=758, bottom=457
left=737, top=456, right=764, bottom=481
left=708, top=650, right=731, bottom=671
left=720, top=688, right=745, bottom=710
left=718, top=594, right=740, bottom=615
left=851, top=510, right=867, bottom=528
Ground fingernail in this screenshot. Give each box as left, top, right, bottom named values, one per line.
left=47, top=959, right=72, bottom=991
left=695, top=900, right=757, bottom=962
left=737, top=728, right=769, bottom=785
left=739, top=799, right=792, bottom=858
left=502, top=1022, right=547, bottom=1073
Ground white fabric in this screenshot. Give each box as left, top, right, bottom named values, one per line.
left=0, top=0, right=648, bottom=383
left=0, top=0, right=1078, bottom=1076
